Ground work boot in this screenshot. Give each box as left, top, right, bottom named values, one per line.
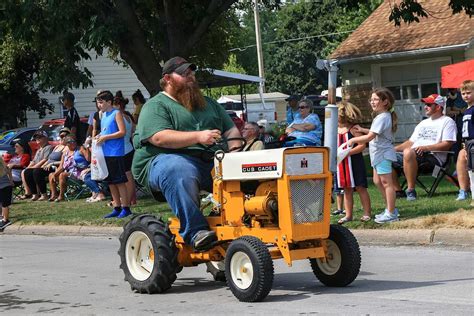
left=192, top=230, right=217, bottom=251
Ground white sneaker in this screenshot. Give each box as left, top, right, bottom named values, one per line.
left=375, top=211, right=399, bottom=224
left=456, top=190, right=468, bottom=201
left=375, top=208, right=399, bottom=219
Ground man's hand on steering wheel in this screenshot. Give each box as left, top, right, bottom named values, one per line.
left=198, top=129, right=222, bottom=146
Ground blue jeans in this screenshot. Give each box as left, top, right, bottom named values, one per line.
left=148, top=154, right=213, bottom=244
left=83, top=172, right=101, bottom=193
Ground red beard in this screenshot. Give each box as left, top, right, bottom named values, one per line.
left=170, top=76, right=205, bottom=111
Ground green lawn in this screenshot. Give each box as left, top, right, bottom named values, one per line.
left=9, top=174, right=468, bottom=229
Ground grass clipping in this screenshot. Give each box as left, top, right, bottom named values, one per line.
left=392, top=209, right=474, bottom=229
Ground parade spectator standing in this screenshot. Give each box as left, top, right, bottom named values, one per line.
left=242, top=122, right=264, bottom=151
left=132, top=89, right=146, bottom=124
left=132, top=56, right=240, bottom=250
left=22, top=131, right=53, bottom=201
left=335, top=102, right=372, bottom=224
left=285, top=95, right=300, bottom=125
left=285, top=99, right=323, bottom=146
left=0, top=158, right=13, bottom=230
left=347, top=88, right=399, bottom=224
left=96, top=90, right=131, bottom=218
left=62, top=92, right=82, bottom=144
left=393, top=94, right=457, bottom=201
left=459, top=80, right=474, bottom=205
left=114, top=91, right=137, bottom=205
left=446, top=87, right=468, bottom=157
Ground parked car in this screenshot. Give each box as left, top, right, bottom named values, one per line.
left=0, top=127, right=37, bottom=157
left=29, top=118, right=89, bottom=155
left=226, top=110, right=244, bottom=131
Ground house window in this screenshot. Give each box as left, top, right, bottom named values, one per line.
left=420, top=83, right=439, bottom=97
left=402, top=84, right=419, bottom=99
left=387, top=86, right=401, bottom=100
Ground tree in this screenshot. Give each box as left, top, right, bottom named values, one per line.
left=0, top=36, right=53, bottom=128
left=263, top=0, right=382, bottom=95
left=0, top=0, right=471, bottom=98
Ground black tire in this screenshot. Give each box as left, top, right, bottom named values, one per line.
left=310, top=224, right=361, bottom=287
left=206, top=261, right=226, bottom=282
left=225, top=236, right=274, bottom=302
left=118, top=214, right=179, bottom=293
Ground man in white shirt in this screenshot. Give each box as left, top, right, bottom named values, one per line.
left=394, top=94, right=457, bottom=201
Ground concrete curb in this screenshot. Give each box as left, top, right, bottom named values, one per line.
left=2, top=224, right=473, bottom=249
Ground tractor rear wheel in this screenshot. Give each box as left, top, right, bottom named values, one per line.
left=118, top=214, right=179, bottom=293
left=310, top=224, right=361, bottom=287
left=206, top=261, right=226, bottom=282
left=225, top=236, right=274, bottom=302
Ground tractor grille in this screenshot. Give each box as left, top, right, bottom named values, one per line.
left=290, top=179, right=325, bottom=224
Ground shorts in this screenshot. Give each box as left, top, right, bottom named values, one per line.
left=394, top=152, right=439, bottom=174
left=373, top=159, right=392, bottom=175
left=465, top=140, right=474, bottom=171
left=0, top=186, right=13, bottom=208
left=104, top=156, right=128, bottom=185
left=124, top=150, right=134, bottom=172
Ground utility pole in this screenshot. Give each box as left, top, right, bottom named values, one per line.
left=254, top=0, right=265, bottom=93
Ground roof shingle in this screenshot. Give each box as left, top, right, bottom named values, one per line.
left=330, top=0, right=474, bottom=60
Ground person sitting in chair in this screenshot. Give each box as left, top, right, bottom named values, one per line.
left=393, top=94, right=457, bottom=201
left=284, top=99, right=322, bottom=146
left=242, top=122, right=264, bottom=151
left=132, top=56, right=241, bottom=251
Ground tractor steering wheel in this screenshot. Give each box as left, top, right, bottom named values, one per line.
left=205, top=137, right=247, bottom=153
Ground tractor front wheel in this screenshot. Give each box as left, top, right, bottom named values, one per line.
left=310, top=224, right=361, bottom=287
left=225, top=236, right=274, bottom=302
left=118, top=214, right=179, bottom=293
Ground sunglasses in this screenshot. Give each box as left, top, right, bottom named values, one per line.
left=298, top=105, right=309, bottom=109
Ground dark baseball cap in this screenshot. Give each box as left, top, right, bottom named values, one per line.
left=162, top=56, right=197, bottom=76
left=33, top=130, right=48, bottom=138
left=61, top=92, right=75, bottom=102
left=285, top=95, right=299, bottom=101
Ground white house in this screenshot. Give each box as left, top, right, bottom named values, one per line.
left=26, top=51, right=148, bottom=128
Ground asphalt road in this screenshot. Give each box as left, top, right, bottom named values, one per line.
left=0, top=235, right=473, bottom=315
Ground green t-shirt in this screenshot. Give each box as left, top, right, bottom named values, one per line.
left=132, top=93, right=235, bottom=189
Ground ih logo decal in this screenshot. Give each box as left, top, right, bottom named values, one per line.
left=242, top=162, right=277, bottom=173
left=301, top=158, right=308, bottom=168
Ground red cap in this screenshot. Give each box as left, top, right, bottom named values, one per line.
left=421, top=94, right=445, bottom=107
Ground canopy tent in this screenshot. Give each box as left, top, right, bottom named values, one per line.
left=196, top=68, right=263, bottom=89
left=441, top=59, right=474, bottom=88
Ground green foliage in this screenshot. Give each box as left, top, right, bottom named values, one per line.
left=264, top=0, right=382, bottom=96
left=0, top=35, right=53, bottom=128
left=203, top=54, right=258, bottom=100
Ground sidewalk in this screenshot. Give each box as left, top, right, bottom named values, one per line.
left=2, top=224, right=473, bottom=249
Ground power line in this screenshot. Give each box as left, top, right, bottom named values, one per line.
left=228, top=30, right=354, bottom=52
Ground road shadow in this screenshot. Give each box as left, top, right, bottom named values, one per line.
left=167, top=272, right=473, bottom=302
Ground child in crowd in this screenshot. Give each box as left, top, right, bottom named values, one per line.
left=335, top=101, right=372, bottom=224
left=0, top=158, right=14, bottom=230
left=95, top=90, right=132, bottom=219
left=347, top=88, right=399, bottom=224
left=460, top=80, right=474, bottom=206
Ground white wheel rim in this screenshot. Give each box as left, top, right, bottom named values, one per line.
left=317, top=240, right=342, bottom=275
left=210, top=260, right=225, bottom=271
left=230, top=251, right=253, bottom=290
left=125, top=231, right=154, bottom=281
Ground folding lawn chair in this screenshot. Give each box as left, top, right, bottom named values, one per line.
left=65, top=177, right=90, bottom=201
left=12, top=181, right=25, bottom=200
left=397, top=150, right=458, bottom=198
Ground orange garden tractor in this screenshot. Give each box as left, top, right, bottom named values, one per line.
left=118, top=145, right=361, bottom=302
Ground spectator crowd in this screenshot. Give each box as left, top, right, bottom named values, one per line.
left=0, top=66, right=472, bottom=232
